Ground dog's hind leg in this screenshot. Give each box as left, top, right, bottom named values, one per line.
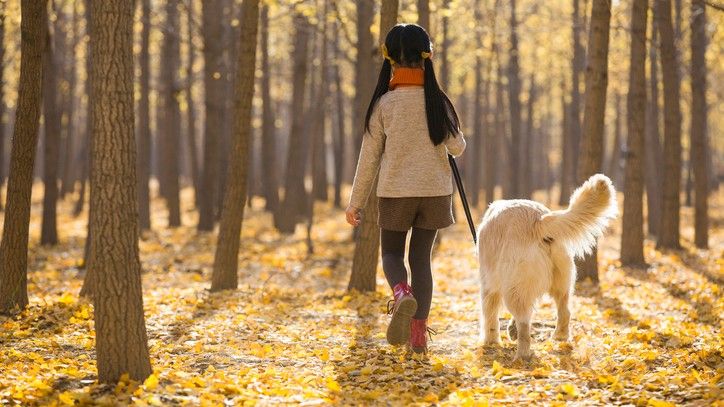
left=550, top=249, right=574, bottom=341
left=504, top=291, right=534, bottom=361
left=480, top=290, right=501, bottom=345
left=552, top=290, right=571, bottom=341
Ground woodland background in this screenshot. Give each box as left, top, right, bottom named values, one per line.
left=0, top=0, right=722, bottom=405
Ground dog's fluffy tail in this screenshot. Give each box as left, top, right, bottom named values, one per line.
left=539, top=174, right=618, bottom=258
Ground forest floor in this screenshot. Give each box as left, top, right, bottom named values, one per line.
left=0, top=187, right=722, bottom=406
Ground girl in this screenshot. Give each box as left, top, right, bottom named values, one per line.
left=345, top=24, right=466, bottom=354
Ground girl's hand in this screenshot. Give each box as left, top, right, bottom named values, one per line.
left=345, top=206, right=362, bottom=226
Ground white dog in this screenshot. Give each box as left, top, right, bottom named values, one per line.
left=477, top=174, right=617, bottom=361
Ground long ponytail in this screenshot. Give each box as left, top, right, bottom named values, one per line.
left=423, top=57, right=460, bottom=145
left=363, top=59, right=392, bottom=133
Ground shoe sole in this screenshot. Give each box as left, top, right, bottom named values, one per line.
left=386, top=297, right=418, bottom=345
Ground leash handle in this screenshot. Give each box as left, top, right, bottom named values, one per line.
left=448, top=155, right=477, bottom=244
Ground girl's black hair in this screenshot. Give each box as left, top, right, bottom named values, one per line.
left=364, top=24, right=460, bottom=146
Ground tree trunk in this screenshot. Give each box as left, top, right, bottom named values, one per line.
left=259, top=5, right=278, bottom=212
left=645, top=9, right=663, bottom=237
left=563, top=0, right=585, bottom=203
left=0, top=0, right=47, bottom=314
left=620, top=0, right=647, bottom=267
left=88, top=0, right=152, bottom=383
left=352, top=0, right=375, bottom=159
left=655, top=0, right=682, bottom=250
left=137, top=0, right=152, bottom=231
left=439, top=0, right=451, bottom=90
left=41, top=21, right=60, bottom=246
left=210, top=0, right=260, bottom=292
left=60, top=2, right=79, bottom=199
left=0, top=1, right=5, bottom=211
left=607, top=92, right=623, bottom=186
left=185, top=0, right=200, bottom=209
left=312, top=2, right=329, bottom=203
left=197, top=0, right=223, bottom=231
left=494, top=57, right=508, bottom=199
left=75, top=0, right=93, bottom=218
left=331, top=22, right=346, bottom=209
left=506, top=0, right=522, bottom=199
left=348, top=0, right=399, bottom=292
left=690, top=0, right=709, bottom=249
left=417, top=0, right=429, bottom=29
left=274, top=14, right=311, bottom=234
left=575, top=0, right=611, bottom=283
left=161, top=0, right=181, bottom=227
left=521, top=73, right=536, bottom=198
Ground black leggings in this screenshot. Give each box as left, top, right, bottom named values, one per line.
left=381, top=228, right=438, bottom=320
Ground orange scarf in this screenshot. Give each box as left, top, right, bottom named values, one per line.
left=389, top=67, right=424, bottom=90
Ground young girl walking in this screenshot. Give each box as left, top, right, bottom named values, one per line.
left=345, top=24, right=466, bottom=354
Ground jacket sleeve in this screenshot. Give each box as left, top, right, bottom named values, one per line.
left=445, top=130, right=466, bottom=157
left=349, top=105, right=385, bottom=209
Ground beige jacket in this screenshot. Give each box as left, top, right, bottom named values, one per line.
left=349, top=87, right=466, bottom=209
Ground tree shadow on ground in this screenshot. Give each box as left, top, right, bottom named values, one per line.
left=332, top=302, right=461, bottom=404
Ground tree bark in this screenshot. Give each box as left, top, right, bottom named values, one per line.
left=88, top=0, right=152, bottom=383
left=161, top=0, right=182, bottom=227
left=259, top=4, right=278, bottom=212
left=210, top=0, right=260, bottom=292
left=0, top=0, right=47, bottom=314
left=521, top=73, right=536, bottom=198
left=607, top=92, right=623, bottom=186
left=137, top=0, right=152, bottom=231
left=690, top=0, right=709, bottom=249
left=60, top=2, right=79, bottom=199
left=620, top=0, right=647, bottom=267
left=348, top=0, right=399, bottom=292
left=562, top=0, right=585, bottom=204
left=0, top=2, right=5, bottom=211
left=331, top=22, right=346, bottom=209
left=312, top=2, right=330, bottom=203
left=352, top=0, right=375, bottom=159
left=197, top=0, right=223, bottom=231
left=417, top=0, right=430, bottom=29
left=41, top=20, right=60, bottom=246
left=185, top=0, right=200, bottom=209
left=506, top=0, right=522, bottom=199
left=275, top=14, right=311, bottom=234
left=575, top=0, right=611, bottom=283
left=655, top=0, right=682, bottom=250
left=645, top=9, right=663, bottom=237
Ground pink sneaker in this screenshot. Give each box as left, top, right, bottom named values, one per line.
left=410, top=318, right=436, bottom=354
left=386, top=283, right=418, bottom=345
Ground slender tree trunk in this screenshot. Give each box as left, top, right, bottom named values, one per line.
left=607, top=92, right=623, bottom=186
left=690, top=0, right=709, bottom=249
left=75, top=0, right=93, bottom=217
left=352, top=0, right=374, bottom=159
left=312, top=1, right=329, bottom=203
left=564, top=0, right=585, bottom=202
left=620, top=0, right=647, bottom=267
left=348, top=0, right=399, bottom=292
left=439, top=0, right=451, bottom=90
left=417, top=0, right=429, bottom=29
left=560, top=86, right=570, bottom=205
left=259, top=5, right=278, bottom=212
left=185, top=0, right=200, bottom=208
left=161, top=0, right=181, bottom=227
left=495, top=57, right=508, bottom=198
left=655, top=0, right=682, bottom=250
left=88, top=0, right=152, bottom=383
left=197, top=0, right=223, bottom=231
left=645, top=10, right=663, bottom=237
left=275, top=14, right=311, bottom=234
left=137, top=0, right=151, bottom=231
left=41, top=20, right=60, bottom=246
left=211, top=0, right=260, bottom=291
left=506, top=0, right=522, bottom=199
left=521, top=73, right=536, bottom=198
left=0, top=0, right=47, bottom=314
left=0, top=2, right=5, bottom=211
left=60, top=2, right=78, bottom=198
left=331, top=24, right=346, bottom=209
left=575, top=0, right=611, bottom=283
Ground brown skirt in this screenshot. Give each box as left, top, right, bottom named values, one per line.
left=378, top=195, right=454, bottom=232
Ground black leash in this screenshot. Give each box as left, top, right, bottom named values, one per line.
left=448, top=154, right=477, bottom=244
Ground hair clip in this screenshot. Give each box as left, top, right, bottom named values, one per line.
left=421, top=51, right=432, bottom=59
left=381, top=44, right=396, bottom=65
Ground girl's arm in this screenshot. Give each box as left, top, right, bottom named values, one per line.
left=445, top=131, right=466, bottom=157
left=349, top=106, right=386, bottom=209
